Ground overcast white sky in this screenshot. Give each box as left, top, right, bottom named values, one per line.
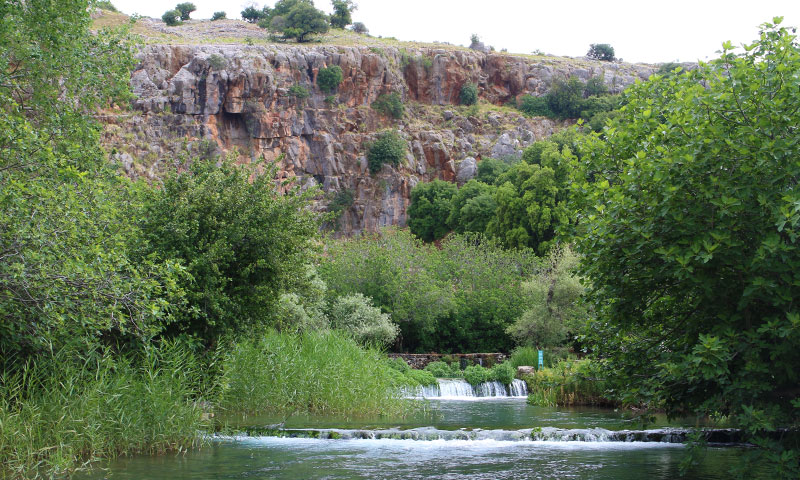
left=111, top=0, right=800, bottom=63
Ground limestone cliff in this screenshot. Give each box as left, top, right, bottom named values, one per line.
left=101, top=42, right=655, bottom=235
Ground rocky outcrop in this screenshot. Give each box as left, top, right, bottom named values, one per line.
left=102, top=43, right=655, bottom=235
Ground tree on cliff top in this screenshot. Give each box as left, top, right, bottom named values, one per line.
left=330, top=0, right=356, bottom=29
left=572, top=19, right=800, bottom=475
left=269, top=1, right=329, bottom=42
left=587, top=43, right=615, bottom=61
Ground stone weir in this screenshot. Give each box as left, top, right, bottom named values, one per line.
left=101, top=43, right=655, bottom=235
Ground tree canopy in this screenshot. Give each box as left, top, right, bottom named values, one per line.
left=571, top=19, right=800, bottom=443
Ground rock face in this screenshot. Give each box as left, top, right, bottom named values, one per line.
left=103, top=43, right=655, bottom=235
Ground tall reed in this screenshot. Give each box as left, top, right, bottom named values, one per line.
left=0, top=342, right=206, bottom=479
left=523, top=359, right=613, bottom=407
left=219, top=330, right=405, bottom=417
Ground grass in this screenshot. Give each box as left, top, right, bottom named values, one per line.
left=509, top=346, right=573, bottom=369
left=0, top=342, right=207, bottom=479
left=218, top=330, right=406, bottom=418
left=523, top=359, right=614, bottom=407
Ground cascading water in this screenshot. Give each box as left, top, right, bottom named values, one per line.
left=408, top=378, right=528, bottom=399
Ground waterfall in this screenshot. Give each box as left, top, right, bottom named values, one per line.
left=409, top=378, right=528, bottom=399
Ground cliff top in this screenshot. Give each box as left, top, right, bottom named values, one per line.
left=92, top=9, right=656, bottom=69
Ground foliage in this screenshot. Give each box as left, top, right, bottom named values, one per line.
left=175, top=2, right=196, bottom=20
left=507, top=246, right=588, bottom=347
left=485, top=139, right=575, bottom=254
left=408, top=180, right=458, bottom=242
left=546, top=76, right=586, bottom=119
left=162, top=9, right=181, bottom=26
left=272, top=265, right=329, bottom=333
left=351, top=21, right=368, bottom=34
left=0, top=0, right=179, bottom=363
left=219, top=330, right=404, bottom=417
left=490, top=362, right=515, bottom=385
left=211, top=11, right=226, bottom=21
left=330, top=0, right=356, bottom=29
left=136, top=158, right=319, bottom=346
left=583, top=75, right=608, bottom=97
left=328, top=188, right=355, bottom=220
left=464, top=365, right=490, bottom=386
left=570, top=19, right=800, bottom=447
left=329, top=293, right=399, bottom=348
left=524, top=359, right=610, bottom=406
left=587, top=43, right=615, bottom=61
left=288, top=83, right=310, bottom=98
left=316, top=65, right=343, bottom=93
left=96, top=0, right=118, bottom=11
left=510, top=346, right=572, bottom=369
left=367, top=130, right=406, bottom=173
left=208, top=53, right=226, bottom=70
left=276, top=2, right=330, bottom=42
left=405, top=368, right=437, bottom=387
left=517, top=95, right=554, bottom=118
left=0, top=343, right=205, bottom=478
left=459, top=82, right=478, bottom=106
left=447, top=179, right=497, bottom=234
left=425, top=361, right=463, bottom=378
left=475, top=157, right=511, bottom=185
left=241, top=5, right=268, bottom=23
left=387, top=357, right=411, bottom=373
left=371, top=91, right=404, bottom=119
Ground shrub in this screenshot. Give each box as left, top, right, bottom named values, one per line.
left=366, top=131, right=406, bottom=173
left=328, top=188, right=354, bottom=219
left=220, top=330, right=405, bottom=416
left=211, top=11, right=226, bottom=21
left=546, top=76, right=585, bottom=119
left=524, top=360, right=611, bottom=406
left=424, top=361, right=463, bottom=378
left=371, top=92, right=404, bottom=119
left=162, top=9, right=181, bottom=26
left=406, top=368, right=437, bottom=387
left=288, top=83, right=310, bottom=99
left=387, top=357, right=410, bottom=372
left=241, top=5, right=266, bottom=23
left=459, top=82, right=478, bottom=106
left=517, top=94, right=554, bottom=118
left=330, top=0, right=355, bottom=29
left=175, top=2, right=196, bottom=20
left=407, top=179, right=457, bottom=242
left=510, top=346, right=539, bottom=368
left=208, top=53, right=226, bottom=71
left=351, top=21, right=368, bottom=34
left=278, top=2, right=329, bottom=42
left=464, top=365, right=490, bottom=386
left=329, top=293, right=399, bottom=348
left=317, top=65, right=344, bottom=92
left=584, top=75, right=608, bottom=97
left=96, top=0, right=118, bottom=11
left=490, top=362, right=515, bottom=385
left=587, top=43, right=615, bottom=61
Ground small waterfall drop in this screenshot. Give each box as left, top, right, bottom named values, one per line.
left=410, top=378, right=528, bottom=399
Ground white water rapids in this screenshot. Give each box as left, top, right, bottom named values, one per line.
left=410, top=378, right=528, bottom=399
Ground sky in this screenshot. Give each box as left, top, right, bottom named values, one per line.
left=110, top=0, right=800, bottom=63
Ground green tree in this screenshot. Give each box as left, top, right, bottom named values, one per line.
left=211, top=11, right=226, bottom=21
left=408, top=180, right=458, bottom=242
left=0, top=0, right=177, bottom=363
left=162, top=9, right=181, bottom=25
left=446, top=180, right=496, bottom=234
left=475, top=157, right=511, bottom=185
left=317, top=64, right=343, bottom=92
left=330, top=0, right=356, bottom=29
left=351, top=21, right=368, bottom=34
left=329, top=293, right=399, bottom=348
left=241, top=5, right=268, bottom=23
left=571, top=19, right=800, bottom=475
left=371, top=92, right=404, bottom=119
left=367, top=130, right=406, bottom=173
left=175, top=2, right=196, bottom=20
left=459, top=82, right=478, bottom=106
left=136, top=159, right=320, bottom=345
left=587, top=43, right=615, bottom=61
left=278, top=2, right=329, bottom=42
left=506, top=246, right=586, bottom=347
left=546, top=76, right=586, bottom=119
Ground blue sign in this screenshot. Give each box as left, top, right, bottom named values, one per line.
left=538, top=350, right=544, bottom=368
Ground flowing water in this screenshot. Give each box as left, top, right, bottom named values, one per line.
left=78, top=379, right=761, bottom=479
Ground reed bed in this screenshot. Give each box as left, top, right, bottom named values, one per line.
left=523, top=359, right=614, bottom=407
left=0, top=342, right=206, bottom=479
left=219, top=330, right=405, bottom=417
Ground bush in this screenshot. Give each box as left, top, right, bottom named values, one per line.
left=518, top=95, right=554, bottom=118
left=407, top=179, right=458, bottom=242
left=459, top=82, right=478, bottom=105
left=366, top=131, right=406, bottom=173
left=220, top=330, right=405, bottom=416
left=424, top=361, right=463, bottom=378
left=208, top=53, right=226, bottom=70
left=278, top=2, right=329, bottom=42
left=463, top=365, right=490, bottom=386
left=584, top=75, right=608, bottom=97
left=288, top=83, right=310, bottom=99
left=175, top=2, right=196, bottom=20
left=587, top=43, right=615, bottom=61
left=524, top=360, right=611, bottom=407
left=387, top=357, right=410, bottom=373
left=329, top=293, right=399, bottom=348
left=241, top=5, right=266, bottom=23
left=371, top=92, right=404, bottom=119
left=162, top=9, right=181, bottom=26
left=317, top=65, right=344, bottom=92
left=351, top=21, right=368, bottom=34
left=490, top=362, right=515, bottom=385
left=96, top=0, right=118, bottom=11
left=211, top=11, right=226, bottom=21
left=406, top=368, right=437, bottom=387
left=330, top=0, right=355, bottom=29
left=546, top=76, right=585, bottom=119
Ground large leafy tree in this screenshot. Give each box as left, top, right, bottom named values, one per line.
left=330, top=0, right=356, bottom=29
left=572, top=19, right=800, bottom=465
left=407, top=179, right=457, bottom=242
left=276, top=1, right=329, bottom=42
left=137, top=159, right=320, bottom=345
left=0, top=0, right=179, bottom=363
